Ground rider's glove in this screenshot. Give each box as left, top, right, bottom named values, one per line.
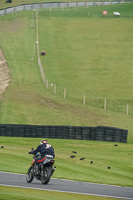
left=28, top=151, right=32, bottom=154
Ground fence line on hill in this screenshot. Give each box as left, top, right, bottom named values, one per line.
left=36, top=9, right=46, bottom=85
left=0, top=1, right=129, bottom=16
left=42, top=79, right=132, bottom=115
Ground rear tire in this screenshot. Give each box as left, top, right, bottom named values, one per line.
left=26, top=166, right=34, bottom=183
left=41, top=167, right=51, bottom=184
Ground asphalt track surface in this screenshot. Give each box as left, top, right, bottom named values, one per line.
left=0, top=172, right=133, bottom=199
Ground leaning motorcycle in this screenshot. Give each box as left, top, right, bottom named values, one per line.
left=26, top=153, right=56, bottom=184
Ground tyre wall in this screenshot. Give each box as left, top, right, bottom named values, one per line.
left=0, top=124, right=128, bottom=143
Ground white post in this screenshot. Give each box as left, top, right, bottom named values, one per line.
left=85, top=1, right=88, bottom=8
left=104, top=99, right=106, bottom=110
left=54, top=84, right=56, bottom=94
left=50, top=5, right=52, bottom=13
left=83, top=93, right=85, bottom=105
left=46, top=79, right=48, bottom=89
left=126, top=104, right=128, bottom=115
left=64, top=88, right=66, bottom=99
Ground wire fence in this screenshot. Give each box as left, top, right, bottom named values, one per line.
left=44, top=84, right=133, bottom=115
left=0, top=1, right=130, bottom=15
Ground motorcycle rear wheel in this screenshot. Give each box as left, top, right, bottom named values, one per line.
left=41, top=167, right=51, bottom=184
left=26, top=166, right=34, bottom=183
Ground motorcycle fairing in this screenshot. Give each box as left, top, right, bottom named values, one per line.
left=42, top=155, right=54, bottom=165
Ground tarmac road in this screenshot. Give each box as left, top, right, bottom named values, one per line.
left=0, top=172, right=133, bottom=199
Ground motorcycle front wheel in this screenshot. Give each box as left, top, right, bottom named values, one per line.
left=26, top=166, right=34, bottom=183
left=41, top=167, right=51, bottom=184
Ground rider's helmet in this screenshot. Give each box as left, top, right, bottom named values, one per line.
left=40, top=139, right=48, bottom=145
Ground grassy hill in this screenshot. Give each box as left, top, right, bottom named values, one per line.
left=0, top=3, right=133, bottom=142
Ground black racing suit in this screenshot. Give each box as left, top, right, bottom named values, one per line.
left=29, top=143, right=55, bottom=163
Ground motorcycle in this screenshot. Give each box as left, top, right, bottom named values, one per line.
left=26, top=153, right=56, bottom=184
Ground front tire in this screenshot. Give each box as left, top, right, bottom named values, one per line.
left=41, top=167, right=51, bottom=184
left=26, top=166, right=34, bottom=183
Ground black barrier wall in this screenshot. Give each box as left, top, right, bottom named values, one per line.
left=0, top=124, right=128, bottom=143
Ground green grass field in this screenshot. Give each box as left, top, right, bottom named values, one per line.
left=0, top=137, right=133, bottom=187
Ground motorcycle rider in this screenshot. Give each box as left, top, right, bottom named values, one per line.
left=29, top=139, right=55, bottom=173
left=28, top=139, right=55, bottom=177
left=29, top=139, right=55, bottom=163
